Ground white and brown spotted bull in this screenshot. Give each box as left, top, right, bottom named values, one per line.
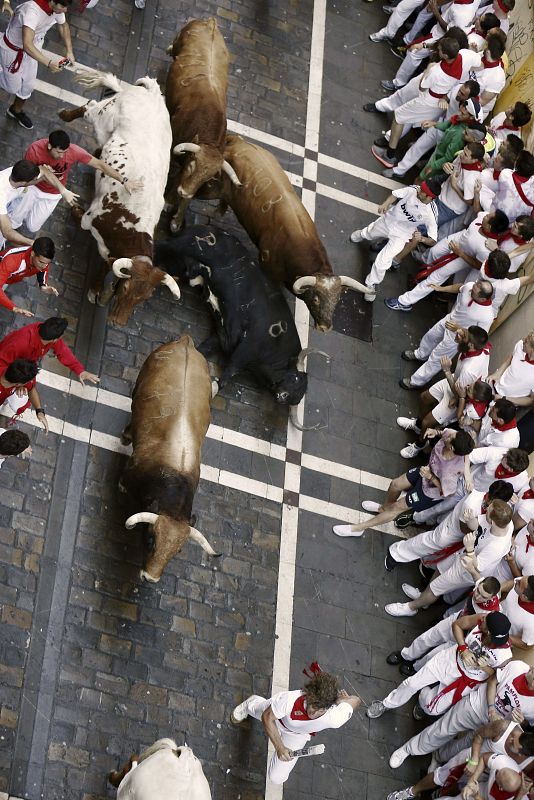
left=109, top=739, right=211, bottom=799
left=120, top=337, right=219, bottom=582
left=197, top=134, right=372, bottom=331
left=58, top=69, right=181, bottom=324
left=166, top=18, right=241, bottom=230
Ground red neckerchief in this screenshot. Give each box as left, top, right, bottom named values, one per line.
left=525, top=531, right=534, bottom=553
left=490, top=783, right=517, bottom=800
left=467, top=397, right=491, bottom=417
left=468, top=295, right=492, bottom=306
left=512, top=172, right=534, bottom=208
left=440, top=53, right=463, bottom=80
left=32, top=0, right=53, bottom=14
left=455, top=0, right=475, bottom=4
left=518, top=596, right=534, bottom=613
left=482, top=55, right=504, bottom=69
left=523, top=353, right=534, bottom=365
left=449, top=115, right=464, bottom=125
left=495, top=463, right=520, bottom=479
left=460, top=343, right=492, bottom=360
left=279, top=694, right=317, bottom=736
left=462, top=161, right=484, bottom=172
left=492, top=417, right=517, bottom=431
left=512, top=672, right=534, bottom=696
left=522, top=489, right=534, bottom=500
left=492, top=168, right=501, bottom=181
left=475, top=223, right=500, bottom=240
left=497, top=229, right=526, bottom=246
left=497, top=121, right=518, bottom=131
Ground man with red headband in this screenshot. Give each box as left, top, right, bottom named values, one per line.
left=349, top=179, right=439, bottom=302
left=0, top=0, right=75, bottom=131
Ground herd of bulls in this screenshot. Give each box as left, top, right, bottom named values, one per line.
left=55, top=18, right=368, bottom=794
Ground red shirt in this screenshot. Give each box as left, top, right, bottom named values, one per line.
left=0, top=323, right=84, bottom=376
left=24, top=139, right=92, bottom=194
left=0, top=246, right=48, bottom=311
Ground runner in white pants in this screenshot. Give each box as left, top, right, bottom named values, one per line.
left=369, top=0, right=425, bottom=41
left=230, top=671, right=360, bottom=785
left=388, top=660, right=534, bottom=768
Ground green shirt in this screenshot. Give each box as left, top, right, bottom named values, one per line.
left=419, top=120, right=468, bottom=180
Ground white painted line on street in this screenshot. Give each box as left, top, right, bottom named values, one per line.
left=317, top=181, right=379, bottom=215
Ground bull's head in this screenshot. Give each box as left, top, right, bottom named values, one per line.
left=125, top=512, right=221, bottom=583
left=109, top=257, right=181, bottom=325
left=292, top=274, right=372, bottom=332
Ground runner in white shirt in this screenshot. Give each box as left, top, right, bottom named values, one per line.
left=501, top=576, right=534, bottom=649
left=433, top=144, right=486, bottom=231
left=0, top=0, right=75, bottom=131
left=350, top=182, right=438, bottom=301
left=367, top=612, right=512, bottom=720
left=491, top=217, right=534, bottom=275
left=489, top=103, right=532, bottom=146
left=469, top=446, right=530, bottom=493
left=403, top=280, right=495, bottom=388
left=461, top=751, right=522, bottom=800
left=491, top=154, right=534, bottom=223
left=476, top=400, right=520, bottom=449
left=230, top=670, right=360, bottom=785
left=465, top=250, right=534, bottom=316
left=0, top=161, right=42, bottom=249
left=476, top=33, right=507, bottom=118
left=389, top=209, right=509, bottom=311
left=513, top=480, right=534, bottom=531
left=494, top=520, right=534, bottom=583
left=489, top=334, right=534, bottom=406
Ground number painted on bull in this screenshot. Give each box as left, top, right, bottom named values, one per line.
left=268, top=320, right=288, bottom=338
left=261, top=195, right=283, bottom=213
left=194, top=232, right=217, bottom=248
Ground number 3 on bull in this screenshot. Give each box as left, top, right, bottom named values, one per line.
left=261, top=195, right=283, bottom=213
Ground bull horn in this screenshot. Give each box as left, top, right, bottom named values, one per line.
left=289, top=405, right=321, bottom=432
left=173, top=143, right=201, bottom=155
left=112, top=258, right=133, bottom=279
left=292, top=276, right=317, bottom=295
left=189, top=526, right=221, bottom=557
left=340, top=275, right=370, bottom=294
left=125, top=512, right=159, bottom=529
left=161, top=273, right=181, bottom=299
left=221, top=160, right=241, bottom=186
left=296, top=347, right=331, bottom=373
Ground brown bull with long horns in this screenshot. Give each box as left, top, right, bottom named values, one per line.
left=121, top=337, right=219, bottom=582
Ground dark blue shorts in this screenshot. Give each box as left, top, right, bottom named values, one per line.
left=405, top=467, right=440, bottom=512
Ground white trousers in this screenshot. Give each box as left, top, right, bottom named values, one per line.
left=395, top=126, right=442, bottom=176
left=404, top=7, right=434, bottom=44
left=397, top=256, right=466, bottom=307
left=383, top=647, right=476, bottom=716
left=394, top=46, right=429, bottom=87
left=375, top=75, right=420, bottom=112
left=390, top=516, right=462, bottom=564
left=404, top=687, right=487, bottom=756
left=359, top=217, right=412, bottom=288
left=242, top=695, right=309, bottom=785
left=375, top=0, right=425, bottom=39
left=9, top=186, right=61, bottom=233
left=401, top=613, right=459, bottom=665
left=411, top=319, right=458, bottom=386
left=0, top=44, right=39, bottom=100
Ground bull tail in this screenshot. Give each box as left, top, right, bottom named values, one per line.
left=73, top=67, right=122, bottom=94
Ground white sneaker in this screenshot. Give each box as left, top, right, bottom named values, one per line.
left=402, top=583, right=421, bottom=600
left=384, top=602, right=417, bottom=617
left=350, top=230, right=363, bottom=243
left=389, top=745, right=410, bottom=769
left=366, top=700, right=386, bottom=718
left=230, top=699, right=250, bottom=723
left=333, top=524, right=364, bottom=538
left=134, top=0, right=145, bottom=6
left=387, top=788, right=415, bottom=800
left=369, top=31, right=386, bottom=41
left=396, top=416, right=421, bottom=433
left=364, top=285, right=377, bottom=302
left=361, top=500, right=380, bottom=513
left=400, top=442, right=424, bottom=459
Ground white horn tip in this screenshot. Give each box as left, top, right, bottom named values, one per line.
left=139, top=569, right=159, bottom=583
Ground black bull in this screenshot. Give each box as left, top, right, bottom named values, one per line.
left=154, top=225, right=329, bottom=417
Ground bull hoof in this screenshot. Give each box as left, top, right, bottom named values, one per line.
left=169, top=216, right=183, bottom=235
left=87, top=288, right=97, bottom=304
left=120, top=434, right=132, bottom=447
left=96, top=293, right=109, bottom=307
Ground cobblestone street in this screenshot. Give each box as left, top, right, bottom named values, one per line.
left=0, top=0, right=454, bottom=797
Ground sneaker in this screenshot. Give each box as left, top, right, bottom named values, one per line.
left=384, top=602, right=417, bottom=617
left=395, top=509, right=416, bottom=528
left=386, top=650, right=404, bottom=665
left=372, top=146, right=398, bottom=169
left=362, top=500, right=381, bottom=513
left=230, top=699, right=249, bottom=724
left=399, top=661, right=416, bottom=676
left=332, top=524, right=364, bottom=538
left=363, top=102, right=378, bottom=112
left=400, top=442, right=424, bottom=459
left=396, top=416, right=421, bottom=433
left=369, top=32, right=387, bottom=42
left=385, top=297, right=412, bottom=311
left=134, top=0, right=145, bottom=7
left=385, top=550, right=398, bottom=571
left=383, top=167, right=401, bottom=178
left=367, top=700, right=386, bottom=719
left=402, top=583, right=421, bottom=601
left=381, top=79, right=398, bottom=91
left=399, top=377, right=418, bottom=390
left=412, top=703, right=425, bottom=721
left=387, top=788, right=416, bottom=800
left=390, top=44, right=406, bottom=59
left=374, top=135, right=389, bottom=148
left=389, top=746, right=410, bottom=769
left=401, top=350, right=421, bottom=362
left=6, top=105, right=33, bottom=130
left=391, top=259, right=401, bottom=270
left=350, top=230, right=363, bottom=243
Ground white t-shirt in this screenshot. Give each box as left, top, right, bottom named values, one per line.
left=478, top=63, right=506, bottom=115
left=502, top=583, right=534, bottom=646
left=0, top=167, right=25, bottom=217
left=469, top=446, right=529, bottom=493
left=511, top=525, right=534, bottom=577
left=420, top=50, right=482, bottom=96
left=514, top=487, right=534, bottom=526
left=494, top=660, right=534, bottom=723
left=494, top=340, right=534, bottom=400
left=491, top=170, right=534, bottom=223
left=498, top=233, right=532, bottom=275
left=448, top=282, right=495, bottom=332
left=473, top=516, right=513, bottom=575
left=270, top=690, right=353, bottom=736
left=387, top=186, right=438, bottom=240
left=478, top=260, right=521, bottom=315
left=428, top=0, right=481, bottom=41
left=489, top=112, right=521, bottom=145
left=455, top=347, right=491, bottom=387
left=459, top=212, right=499, bottom=266
left=2, top=1, right=65, bottom=49
left=457, top=624, right=512, bottom=681
left=440, top=156, right=482, bottom=215
left=477, top=406, right=520, bottom=449
left=438, top=488, right=488, bottom=541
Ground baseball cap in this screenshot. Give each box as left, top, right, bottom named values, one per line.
left=486, top=611, right=511, bottom=645
left=465, top=97, right=483, bottom=122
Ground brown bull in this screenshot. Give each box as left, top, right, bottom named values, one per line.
left=166, top=18, right=241, bottom=230
left=121, top=336, right=219, bottom=582
left=198, top=134, right=371, bottom=331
